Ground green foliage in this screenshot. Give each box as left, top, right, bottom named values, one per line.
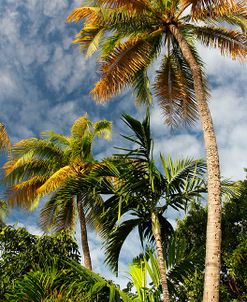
left=5, top=258, right=137, bottom=302
left=0, top=226, right=80, bottom=301
left=174, top=177, right=247, bottom=301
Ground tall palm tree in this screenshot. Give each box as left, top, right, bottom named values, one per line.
left=90, top=112, right=207, bottom=302
left=67, top=2, right=247, bottom=299
left=3, top=115, right=112, bottom=270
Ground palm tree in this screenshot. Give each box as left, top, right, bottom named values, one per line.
left=67, top=2, right=247, bottom=299
left=90, top=112, right=207, bottom=302
left=3, top=115, right=112, bottom=270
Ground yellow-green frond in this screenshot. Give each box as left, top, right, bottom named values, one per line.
left=194, top=26, right=247, bottom=60
left=96, top=0, right=148, bottom=11
left=0, top=123, right=11, bottom=153
left=86, top=28, right=105, bottom=57
left=71, top=115, right=91, bottom=139
left=37, top=166, right=75, bottom=195
left=93, top=120, right=112, bottom=140
left=7, top=176, right=45, bottom=210
left=3, top=151, right=35, bottom=177
left=67, top=6, right=100, bottom=23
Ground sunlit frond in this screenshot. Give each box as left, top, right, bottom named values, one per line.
left=0, top=123, right=11, bottom=153
left=67, top=6, right=100, bottom=23
left=189, top=0, right=247, bottom=23
left=7, top=176, right=45, bottom=210
left=37, top=166, right=75, bottom=195
left=91, top=36, right=161, bottom=102
left=10, top=138, right=64, bottom=163
left=71, top=115, right=91, bottom=139
left=194, top=26, right=247, bottom=60
left=180, top=0, right=234, bottom=14
left=41, top=131, right=70, bottom=148
left=96, top=0, right=149, bottom=11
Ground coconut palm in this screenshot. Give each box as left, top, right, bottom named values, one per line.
left=89, top=112, right=207, bottom=301
left=3, top=115, right=112, bottom=270
left=67, top=2, right=247, bottom=300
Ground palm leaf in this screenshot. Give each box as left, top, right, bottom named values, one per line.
left=0, top=123, right=11, bottom=153
left=104, top=218, right=142, bottom=274
left=7, top=176, right=45, bottom=210
left=193, top=25, right=247, bottom=60
left=70, top=115, right=91, bottom=139
left=91, top=37, right=160, bottom=102
left=93, top=120, right=112, bottom=140
left=37, top=166, right=75, bottom=195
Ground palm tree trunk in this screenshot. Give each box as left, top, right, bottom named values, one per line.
left=151, top=211, right=170, bottom=302
left=169, top=25, right=222, bottom=302
left=77, top=195, right=92, bottom=270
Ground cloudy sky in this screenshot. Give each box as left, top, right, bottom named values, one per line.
left=1, top=0, right=246, bottom=287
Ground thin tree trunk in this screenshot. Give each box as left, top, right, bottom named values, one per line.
left=169, top=25, right=222, bottom=302
left=77, top=195, right=92, bottom=270
left=151, top=211, right=170, bottom=302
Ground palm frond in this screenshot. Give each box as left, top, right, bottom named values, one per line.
left=104, top=218, right=141, bottom=274
left=67, top=6, right=101, bottom=23
left=91, top=37, right=160, bottom=102
left=131, top=68, right=153, bottom=105
left=93, top=120, right=112, bottom=140
left=154, top=40, right=209, bottom=127
left=160, top=155, right=206, bottom=186
left=37, top=166, right=75, bottom=195
left=71, top=115, right=91, bottom=139
left=41, top=131, right=70, bottom=148
left=7, top=176, right=44, bottom=210
left=193, top=25, right=247, bottom=60
left=0, top=123, right=11, bottom=153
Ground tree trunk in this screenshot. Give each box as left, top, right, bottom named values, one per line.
left=151, top=211, right=170, bottom=302
left=77, top=195, right=92, bottom=270
left=169, top=25, right=222, bottom=302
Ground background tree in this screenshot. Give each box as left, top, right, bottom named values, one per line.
left=174, top=174, right=247, bottom=301
left=0, top=226, right=80, bottom=301
left=3, top=115, right=112, bottom=270
left=67, top=2, right=247, bottom=300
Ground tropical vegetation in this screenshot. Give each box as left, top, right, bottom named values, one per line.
left=67, top=1, right=247, bottom=300
left=3, top=115, right=112, bottom=270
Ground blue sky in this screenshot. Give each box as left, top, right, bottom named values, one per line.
left=1, top=0, right=247, bottom=287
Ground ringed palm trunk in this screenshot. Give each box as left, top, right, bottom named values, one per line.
left=77, top=195, right=92, bottom=270
left=169, top=25, right=222, bottom=302
left=151, top=210, right=170, bottom=302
